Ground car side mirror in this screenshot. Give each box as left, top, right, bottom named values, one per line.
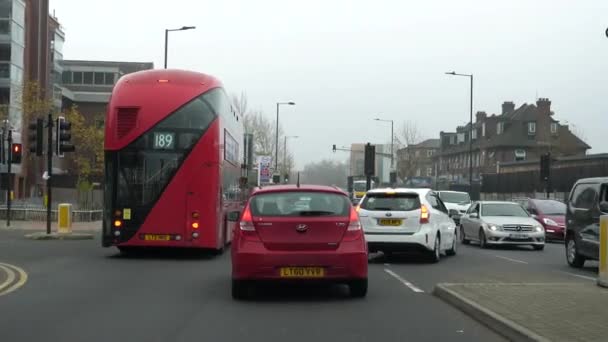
left=600, top=202, right=608, bottom=213
left=227, top=211, right=241, bottom=222
left=449, top=209, right=459, bottom=217
left=470, top=212, right=479, bottom=219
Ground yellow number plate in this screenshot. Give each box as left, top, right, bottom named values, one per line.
left=280, top=267, right=325, bottom=278
left=142, top=234, right=171, bottom=241
left=378, top=219, right=403, bottom=226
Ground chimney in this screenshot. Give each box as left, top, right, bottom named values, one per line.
left=501, top=101, right=515, bottom=114
left=476, top=111, right=487, bottom=122
left=536, top=97, right=552, bottom=115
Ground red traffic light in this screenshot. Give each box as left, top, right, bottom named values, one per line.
left=13, top=144, right=21, bottom=153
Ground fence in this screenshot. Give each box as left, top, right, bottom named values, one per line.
left=0, top=207, right=102, bottom=222
left=482, top=163, right=608, bottom=194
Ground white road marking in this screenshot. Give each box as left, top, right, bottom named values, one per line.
left=383, top=263, right=390, bottom=266
left=562, top=272, right=596, bottom=281
left=384, top=268, right=424, bottom=293
left=495, top=255, right=528, bottom=264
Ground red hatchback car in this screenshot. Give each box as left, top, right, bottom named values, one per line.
left=515, top=198, right=567, bottom=240
left=231, top=185, right=368, bottom=299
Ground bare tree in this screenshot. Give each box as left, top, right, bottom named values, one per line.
left=394, top=120, right=425, bottom=179
left=230, top=91, right=249, bottom=117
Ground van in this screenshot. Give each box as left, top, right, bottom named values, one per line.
left=565, top=177, right=608, bottom=268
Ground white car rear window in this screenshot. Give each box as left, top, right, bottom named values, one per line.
left=360, top=193, right=420, bottom=211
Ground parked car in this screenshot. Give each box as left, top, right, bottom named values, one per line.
left=513, top=198, right=566, bottom=241
left=565, top=177, right=608, bottom=268
left=436, top=190, right=471, bottom=225
left=358, top=188, right=457, bottom=262
left=231, top=185, right=368, bottom=299
left=459, top=201, right=545, bottom=250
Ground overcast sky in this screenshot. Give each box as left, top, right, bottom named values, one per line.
left=50, top=0, right=608, bottom=169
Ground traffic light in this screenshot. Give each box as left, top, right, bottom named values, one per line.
left=28, top=118, right=43, bottom=156
left=11, top=143, right=22, bottom=164
left=364, top=143, right=375, bottom=176
left=540, top=153, right=551, bottom=181
left=56, top=116, right=75, bottom=156
left=332, top=144, right=336, bottom=152
left=284, top=174, right=289, bottom=183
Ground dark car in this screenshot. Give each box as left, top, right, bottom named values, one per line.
left=513, top=198, right=566, bottom=241
left=565, top=177, right=608, bottom=268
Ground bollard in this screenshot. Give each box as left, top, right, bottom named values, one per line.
left=57, top=203, right=72, bottom=234
left=598, top=215, right=608, bottom=288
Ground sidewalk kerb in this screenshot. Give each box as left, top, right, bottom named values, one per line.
left=433, top=283, right=550, bottom=342
left=24, top=232, right=94, bottom=240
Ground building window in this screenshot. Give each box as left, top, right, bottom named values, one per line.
left=62, top=71, right=71, bottom=84
left=457, top=133, right=465, bottom=143
left=104, top=73, right=115, bottom=85
left=482, top=122, right=486, bottom=137
left=471, top=128, right=477, bottom=140
left=550, top=122, right=558, bottom=134
left=515, top=149, right=526, bottom=161
left=415, top=150, right=420, bottom=157
left=427, top=150, right=434, bottom=157
left=497, top=122, right=504, bottom=135
left=83, top=72, right=93, bottom=84
left=94, top=72, right=104, bottom=84
left=73, top=71, right=83, bottom=84
left=427, top=167, right=433, bottom=176
left=528, top=122, right=536, bottom=135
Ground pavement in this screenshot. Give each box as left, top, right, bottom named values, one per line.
left=0, top=220, right=101, bottom=231
left=0, top=227, right=605, bottom=342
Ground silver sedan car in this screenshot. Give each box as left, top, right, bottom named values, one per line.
left=459, top=201, right=545, bottom=250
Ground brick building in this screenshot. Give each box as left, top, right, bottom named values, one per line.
left=396, top=138, right=440, bottom=179
left=434, top=98, right=590, bottom=185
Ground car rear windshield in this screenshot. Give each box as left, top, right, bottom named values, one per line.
left=438, top=192, right=471, bottom=204
left=250, top=191, right=350, bottom=217
left=532, top=200, right=566, bottom=215
left=482, top=203, right=529, bottom=217
left=360, top=193, right=420, bottom=211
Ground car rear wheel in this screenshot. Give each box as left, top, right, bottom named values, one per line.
left=232, top=280, right=250, bottom=300
left=429, top=233, right=441, bottom=263
left=349, top=279, right=368, bottom=298
left=446, top=234, right=457, bottom=256
left=460, top=226, right=470, bottom=245
left=533, top=245, right=545, bottom=251
left=479, top=229, right=488, bottom=249
left=566, top=236, right=585, bottom=268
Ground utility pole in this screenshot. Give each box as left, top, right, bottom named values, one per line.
left=6, top=129, right=11, bottom=227
left=46, top=113, right=53, bottom=235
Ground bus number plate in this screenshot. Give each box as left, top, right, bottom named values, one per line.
left=142, top=234, right=171, bottom=241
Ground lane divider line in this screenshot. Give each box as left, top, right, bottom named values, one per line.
left=0, top=264, right=16, bottom=292
left=562, top=272, right=596, bottom=281
left=0, top=262, right=28, bottom=297
left=384, top=268, right=425, bottom=293
left=495, top=255, right=528, bottom=264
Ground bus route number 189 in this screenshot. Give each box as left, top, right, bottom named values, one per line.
left=153, top=132, right=175, bottom=150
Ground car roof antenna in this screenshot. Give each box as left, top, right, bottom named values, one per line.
left=297, top=172, right=300, bottom=188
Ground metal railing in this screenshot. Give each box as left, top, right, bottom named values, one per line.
left=0, top=207, right=102, bottom=222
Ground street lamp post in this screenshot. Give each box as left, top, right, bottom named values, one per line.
left=373, top=118, right=394, bottom=168
left=164, top=26, right=196, bottom=69
left=283, top=135, right=299, bottom=181
left=275, top=101, right=295, bottom=173
left=445, top=71, right=474, bottom=193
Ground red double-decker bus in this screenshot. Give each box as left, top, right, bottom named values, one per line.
left=102, top=69, right=244, bottom=253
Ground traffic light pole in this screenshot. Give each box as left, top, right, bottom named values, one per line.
left=6, top=129, right=11, bottom=227
left=46, top=113, right=53, bottom=235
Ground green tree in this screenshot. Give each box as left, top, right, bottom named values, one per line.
left=64, top=105, right=104, bottom=188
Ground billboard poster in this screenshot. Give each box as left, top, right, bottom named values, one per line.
left=257, top=156, right=272, bottom=185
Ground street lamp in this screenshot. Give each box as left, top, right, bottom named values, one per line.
left=373, top=118, right=394, bottom=169
left=275, top=101, right=295, bottom=172
left=283, top=135, right=299, bottom=180
left=164, top=26, right=196, bottom=69
left=445, top=71, right=474, bottom=193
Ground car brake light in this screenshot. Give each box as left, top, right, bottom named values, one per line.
left=343, top=207, right=363, bottom=242
left=239, top=205, right=255, bottom=231
left=420, top=204, right=430, bottom=224
left=348, top=207, right=361, bottom=231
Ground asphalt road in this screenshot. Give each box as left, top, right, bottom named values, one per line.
left=0, top=230, right=597, bottom=342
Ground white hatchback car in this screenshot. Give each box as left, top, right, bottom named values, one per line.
left=358, top=188, right=457, bottom=262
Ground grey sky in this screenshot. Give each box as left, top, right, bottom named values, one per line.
left=50, top=0, right=608, bottom=169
